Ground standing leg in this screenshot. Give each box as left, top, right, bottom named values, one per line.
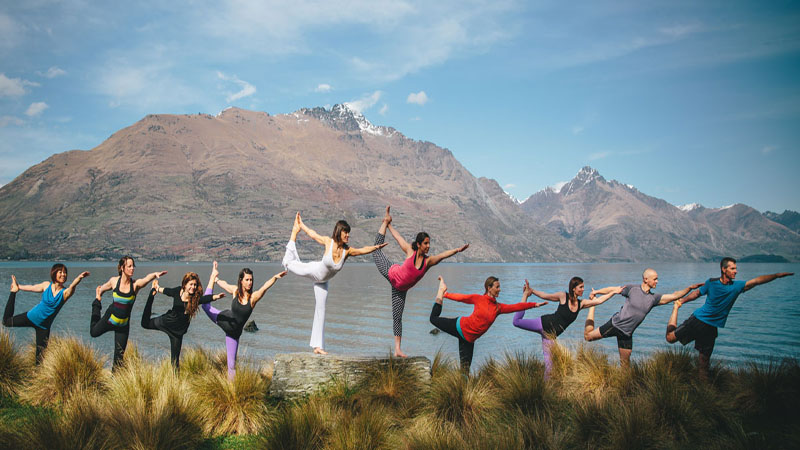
left=392, top=288, right=408, bottom=357
left=113, top=326, right=130, bottom=371
left=168, top=335, right=183, bottom=369
left=34, top=328, right=51, bottom=365
left=310, top=282, right=328, bottom=354
left=457, top=338, right=475, bottom=373
left=541, top=336, right=554, bottom=379
left=618, top=345, right=632, bottom=368
left=225, top=335, right=239, bottom=380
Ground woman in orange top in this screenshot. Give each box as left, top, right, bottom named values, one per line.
left=430, top=276, right=545, bottom=372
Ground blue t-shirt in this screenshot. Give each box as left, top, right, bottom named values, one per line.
left=692, top=278, right=746, bottom=328
left=26, top=283, right=66, bottom=329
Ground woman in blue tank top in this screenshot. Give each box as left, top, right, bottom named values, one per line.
left=3, top=264, right=90, bottom=364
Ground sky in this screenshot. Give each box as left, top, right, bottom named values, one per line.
left=1, top=0, right=799, bottom=213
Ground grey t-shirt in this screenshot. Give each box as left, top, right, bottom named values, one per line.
left=610, top=284, right=663, bottom=336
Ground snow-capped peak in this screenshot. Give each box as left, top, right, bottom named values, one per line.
left=335, top=103, right=384, bottom=136
left=503, top=190, right=522, bottom=204
left=679, top=203, right=701, bottom=212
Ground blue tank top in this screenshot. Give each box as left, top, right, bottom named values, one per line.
left=26, top=283, right=66, bottom=329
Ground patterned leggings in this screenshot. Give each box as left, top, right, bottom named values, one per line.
left=373, top=233, right=408, bottom=337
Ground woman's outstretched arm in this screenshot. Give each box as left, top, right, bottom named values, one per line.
left=63, top=271, right=90, bottom=301
left=251, top=271, right=287, bottom=306
left=427, top=244, right=469, bottom=267
left=298, top=213, right=330, bottom=246
left=132, top=270, right=168, bottom=293
left=347, top=242, right=389, bottom=257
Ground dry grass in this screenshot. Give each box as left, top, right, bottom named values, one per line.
left=20, top=336, right=107, bottom=406
left=189, top=362, right=272, bottom=436
left=0, top=330, right=31, bottom=398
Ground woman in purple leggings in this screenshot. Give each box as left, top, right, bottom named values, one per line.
left=513, top=277, right=620, bottom=378
left=202, top=261, right=286, bottom=380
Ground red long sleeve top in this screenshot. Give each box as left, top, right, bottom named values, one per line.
left=443, top=292, right=540, bottom=343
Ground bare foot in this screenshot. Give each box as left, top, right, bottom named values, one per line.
left=436, top=276, right=447, bottom=304
left=394, top=349, right=409, bottom=358
left=383, top=205, right=392, bottom=225
left=10, top=275, right=18, bottom=293
left=290, top=212, right=301, bottom=242
left=313, top=347, right=328, bottom=355
left=95, top=285, right=102, bottom=301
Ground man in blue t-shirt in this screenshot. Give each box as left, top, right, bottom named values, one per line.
left=666, top=257, right=793, bottom=378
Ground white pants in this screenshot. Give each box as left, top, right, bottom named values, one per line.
left=283, top=241, right=329, bottom=349
left=310, top=282, right=328, bottom=349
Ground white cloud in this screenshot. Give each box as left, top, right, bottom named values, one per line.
left=410, top=116, right=421, bottom=121
left=345, top=91, right=382, bottom=113
left=504, top=183, right=516, bottom=189
left=659, top=23, right=704, bottom=38
left=761, top=145, right=776, bottom=155
left=379, top=104, right=389, bottom=115
left=571, top=125, right=584, bottom=135
left=588, top=151, right=610, bottom=161
left=315, top=83, right=332, bottom=93
left=0, top=73, right=40, bottom=97
left=0, top=13, right=24, bottom=50
left=217, top=71, right=256, bottom=103
left=407, top=90, right=428, bottom=105
left=0, top=116, right=24, bottom=127
left=38, top=67, right=67, bottom=78
left=25, top=102, right=49, bottom=117
left=551, top=181, right=567, bottom=193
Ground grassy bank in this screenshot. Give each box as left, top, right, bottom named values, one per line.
left=1, top=331, right=798, bottom=449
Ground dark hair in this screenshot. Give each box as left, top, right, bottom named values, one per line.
left=568, top=276, right=584, bottom=302
left=237, top=268, right=254, bottom=301
left=50, top=263, right=67, bottom=283
left=484, top=276, right=499, bottom=295
left=181, top=272, right=203, bottom=319
left=411, top=232, right=430, bottom=251
left=331, top=220, right=351, bottom=246
left=117, top=256, right=135, bottom=275
left=720, top=257, right=736, bottom=274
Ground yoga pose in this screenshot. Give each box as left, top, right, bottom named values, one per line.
left=283, top=212, right=386, bottom=355
left=202, top=261, right=286, bottom=379
left=665, top=257, right=793, bottom=379
left=374, top=206, right=469, bottom=357
left=141, top=272, right=223, bottom=369
left=513, top=278, right=621, bottom=378
left=92, top=256, right=166, bottom=370
left=583, top=268, right=703, bottom=367
left=3, top=265, right=89, bottom=364
left=430, top=276, right=544, bottom=372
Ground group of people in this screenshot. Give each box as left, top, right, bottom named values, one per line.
left=2, top=206, right=793, bottom=380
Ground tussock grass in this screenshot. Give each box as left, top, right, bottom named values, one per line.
left=180, top=345, right=227, bottom=376
left=101, top=357, right=204, bottom=450
left=358, top=356, right=424, bottom=418
left=189, top=362, right=272, bottom=436
left=0, top=330, right=30, bottom=398
left=257, top=397, right=335, bottom=450
left=326, top=404, right=396, bottom=450
left=480, top=351, right=554, bottom=417
left=20, top=336, right=106, bottom=406
left=424, top=369, right=499, bottom=426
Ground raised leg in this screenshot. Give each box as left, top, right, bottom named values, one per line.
left=584, top=306, right=602, bottom=341
left=140, top=288, right=158, bottom=330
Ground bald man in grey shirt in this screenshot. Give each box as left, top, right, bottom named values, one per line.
left=583, top=268, right=702, bottom=367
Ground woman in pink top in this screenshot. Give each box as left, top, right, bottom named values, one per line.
left=372, top=206, right=469, bottom=357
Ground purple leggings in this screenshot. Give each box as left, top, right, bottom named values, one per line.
left=512, top=312, right=554, bottom=378
left=203, top=288, right=238, bottom=380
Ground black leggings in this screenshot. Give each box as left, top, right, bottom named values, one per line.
left=90, top=300, right=130, bottom=371
left=140, top=289, right=183, bottom=369
left=3, top=291, right=51, bottom=365
left=430, top=302, right=475, bottom=372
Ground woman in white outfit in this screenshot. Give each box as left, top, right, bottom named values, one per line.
left=282, top=212, right=387, bottom=354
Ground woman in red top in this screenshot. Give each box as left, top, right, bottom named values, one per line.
left=431, top=276, right=545, bottom=372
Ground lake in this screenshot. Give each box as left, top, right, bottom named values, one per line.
left=1, top=259, right=797, bottom=371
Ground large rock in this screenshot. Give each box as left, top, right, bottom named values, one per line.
left=269, top=352, right=431, bottom=399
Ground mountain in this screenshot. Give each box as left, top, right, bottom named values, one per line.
left=521, top=167, right=800, bottom=261
left=0, top=105, right=585, bottom=262
left=763, top=210, right=800, bottom=233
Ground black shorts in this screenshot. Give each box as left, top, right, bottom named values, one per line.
left=674, top=314, right=718, bottom=357
left=598, top=319, right=633, bottom=350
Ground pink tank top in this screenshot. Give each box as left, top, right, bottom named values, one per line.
left=388, top=251, right=428, bottom=291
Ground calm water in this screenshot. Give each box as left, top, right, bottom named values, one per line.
left=1, top=260, right=797, bottom=371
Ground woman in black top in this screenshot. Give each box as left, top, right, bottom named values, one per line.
left=512, top=277, right=620, bottom=378
left=202, top=261, right=286, bottom=380
left=141, top=272, right=223, bottom=369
